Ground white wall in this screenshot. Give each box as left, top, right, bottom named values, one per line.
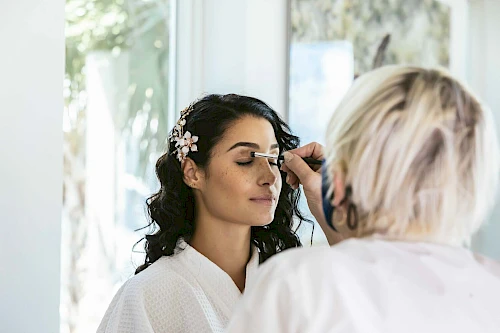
left=468, top=0, right=500, bottom=259
left=0, top=1, right=64, bottom=332
left=176, top=0, right=289, bottom=116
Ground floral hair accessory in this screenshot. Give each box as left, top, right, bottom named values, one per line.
left=169, top=104, right=199, bottom=162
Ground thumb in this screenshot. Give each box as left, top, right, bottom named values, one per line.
left=282, top=151, right=317, bottom=186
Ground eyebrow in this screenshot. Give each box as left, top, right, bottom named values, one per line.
left=227, top=142, right=279, bottom=152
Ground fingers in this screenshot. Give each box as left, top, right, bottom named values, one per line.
left=281, top=164, right=299, bottom=189
left=281, top=142, right=325, bottom=190
left=281, top=151, right=318, bottom=190
left=286, top=142, right=325, bottom=161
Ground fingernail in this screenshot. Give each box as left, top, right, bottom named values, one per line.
left=286, top=174, right=290, bottom=183
left=283, top=151, right=293, bottom=163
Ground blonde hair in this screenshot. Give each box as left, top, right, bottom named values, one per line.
left=325, top=65, right=499, bottom=246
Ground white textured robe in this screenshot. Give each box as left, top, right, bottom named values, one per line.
left=97, top=240, right=259, bottom=333
left=226, top=237, right=500, bottom=333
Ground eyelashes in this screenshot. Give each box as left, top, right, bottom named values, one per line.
left=237, top=160, right=279, bottom=167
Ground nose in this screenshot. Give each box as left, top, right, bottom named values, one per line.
left=257, top=158, right=278, bottom=186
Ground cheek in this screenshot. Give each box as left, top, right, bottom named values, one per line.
left=208, top=164, right=283, bottom=198
left=275, top=171, right=283, bottom=191
left=213, top=167, right=251, bottom=197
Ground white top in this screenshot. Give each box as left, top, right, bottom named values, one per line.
left=97, top=240, right=259, bottom=333
left=225, top=237, right=500, bottom=333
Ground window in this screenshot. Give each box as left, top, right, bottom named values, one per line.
left=62, top=0, right=175, bottom=331
left=288, top=0, right=452, bottom=244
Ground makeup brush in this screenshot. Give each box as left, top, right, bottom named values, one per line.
left=250, top=152, right=322, bottom=166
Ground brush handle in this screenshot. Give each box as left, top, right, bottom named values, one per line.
left=301, top=157, right=323, bottom=165
left=278, top=155, right=322, bottom=165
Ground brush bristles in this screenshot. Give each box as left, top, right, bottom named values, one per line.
left=251, top=152, right=281, bottom=159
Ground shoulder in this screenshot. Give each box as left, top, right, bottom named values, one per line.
left=259, top=238, right=376, bottom=277
left=228, top=240, right=374, bottom=332
left=133, top=255, right=182, bottom=283
left=97, top=252, right=193, bottom=332
left=104, top=251, right=194, bottom=312
left=247, top=238, right=389, bottom=300
left=239, top=239, right=397, bottom=309
left=127, top=252, right=192, bottom=296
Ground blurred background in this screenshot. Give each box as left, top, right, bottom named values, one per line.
left=2, top=1, right=499, bottom=332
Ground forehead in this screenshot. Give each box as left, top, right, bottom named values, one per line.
left=218, top=116, right=278, bottom=149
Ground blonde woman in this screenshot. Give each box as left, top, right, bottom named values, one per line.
left=225, top=66, right=500, bottom=333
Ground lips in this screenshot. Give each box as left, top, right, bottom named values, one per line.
left=250, top=195, right=277, bottom=206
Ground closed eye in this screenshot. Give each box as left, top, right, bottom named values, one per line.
left=237, top=161, right=253, bottom=166
left=236, top=160, right=279, bottom=167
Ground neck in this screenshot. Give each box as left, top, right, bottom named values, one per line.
left=189, top=218, right=252, bottom=292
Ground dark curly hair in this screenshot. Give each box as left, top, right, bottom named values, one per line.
left=135, top=94, right=309, bottom=274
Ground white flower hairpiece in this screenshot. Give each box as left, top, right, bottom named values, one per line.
left=169, top=105, right=199, bottom=162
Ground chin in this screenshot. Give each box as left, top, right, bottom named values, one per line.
left=240, top=206, right=277, bottom=226
left=253, top=220, right=273, bottom=227
left=251, top=214, right=275, bottom=226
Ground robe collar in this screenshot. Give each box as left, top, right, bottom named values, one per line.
left=176, top=239, right=260, bottom=318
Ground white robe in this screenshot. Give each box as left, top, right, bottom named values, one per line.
left=226, top=237, right=500, bottom=333
left=97, top=240, right=259, bottom=333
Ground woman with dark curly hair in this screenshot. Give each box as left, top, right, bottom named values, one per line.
left=97, top=94, right=308, bottom=333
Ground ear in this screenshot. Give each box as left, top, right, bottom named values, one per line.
left=181, top=157, right=204, bottom=189
left=331, top=168, right=346, bottom=208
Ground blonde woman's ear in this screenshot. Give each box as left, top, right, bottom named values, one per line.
left=332, top=168, right=347, bottom=207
